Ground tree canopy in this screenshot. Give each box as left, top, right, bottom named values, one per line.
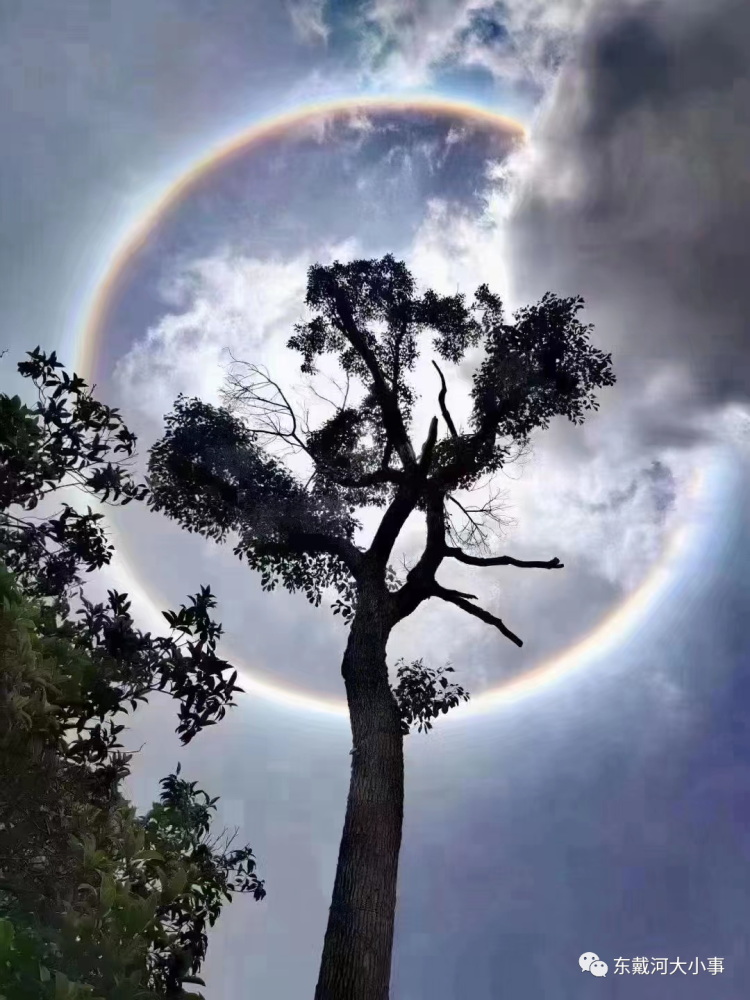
left=148, top=254, right=615, bottom=648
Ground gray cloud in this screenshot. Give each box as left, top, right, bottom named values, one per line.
left=506, top=0, right=750, bottom=432
left=287, top=0, right=331, bottom=44
left=568, top=460, right=676, bottom=520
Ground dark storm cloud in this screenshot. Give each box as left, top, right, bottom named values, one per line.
left=508, top=0, right=750, bottom=432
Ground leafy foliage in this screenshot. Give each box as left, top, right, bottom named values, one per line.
left=66, top=584, right=244, bottom=749
left=0, top=352, right=243, bottom=749
left=0, top=351, right=264, bottom=998
left=391, top=659, right=470, bottom=735
left=0, top=348, right=148, bottom=609
left=148, top=394, right=358, bottom=607
left=0, top=563, right=264, bottom=1000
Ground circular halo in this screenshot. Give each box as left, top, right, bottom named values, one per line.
left=75, top=96, right=706, bottom=718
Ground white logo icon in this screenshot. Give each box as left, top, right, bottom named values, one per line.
left=579, top=952, right=599, bottom=972
left=579, top=953, right=608, bottom=977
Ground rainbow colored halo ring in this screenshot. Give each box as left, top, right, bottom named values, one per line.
left=76, top=96, right=705, bottom=719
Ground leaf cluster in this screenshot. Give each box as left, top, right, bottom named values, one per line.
left=0, top=565, right=263, bottom=1000
left=148, top=394, right=358, bottom=607
left=391, top=658, right=470, bottom=735
left=0, top=349, right=148, bottom=608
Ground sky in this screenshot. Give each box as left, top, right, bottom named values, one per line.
left=2, top=0, right=750, bottom=996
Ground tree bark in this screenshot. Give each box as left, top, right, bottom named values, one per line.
left=314, top=593, right=404, bottom=1000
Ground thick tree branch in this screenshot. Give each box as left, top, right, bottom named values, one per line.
left=444, top=546, right=564, bottom=570
left=286, top=529, right=364, bottom=576
left=367, top=484, right=418, bottom=568
left=328, top=468, right=404, bottom=490
left=391, top=495, right=447, bottom=621
left=333, top=290, right=417, bottom=470
left=366, top=422, right=440, bottom=569
left=430, top=584, right=523, bottom=647
left=431, top=360, right=458, bottom=438
left=418, top=417, right=438, bottom=473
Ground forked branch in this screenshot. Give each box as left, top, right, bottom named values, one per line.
left=430, top=584, right=523, bottom=647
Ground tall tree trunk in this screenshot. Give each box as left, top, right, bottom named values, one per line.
left=314, top=594, right=404, bottom=1000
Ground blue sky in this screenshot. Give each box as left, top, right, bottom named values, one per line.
left=2, top=0, right=750, bottom=997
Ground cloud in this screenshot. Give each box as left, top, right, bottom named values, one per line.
left=287, top=0, right=330, bottom=45
left=504, top=0, right=750, bottom=424
left=114, top=242, right=358, bottom=425
left=113, top=186, right=703, bottom=698
left=349, top=0, right=590, bottom=95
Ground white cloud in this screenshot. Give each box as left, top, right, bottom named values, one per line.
left=113, top=124, right=722, bottom=693
left=286, top=0, right=330, bottom=45
left=355, top=0, right=592, bottom=94
left=114, top=241, right=358, bottom=425
left=396, top=166, right=707, bottom=601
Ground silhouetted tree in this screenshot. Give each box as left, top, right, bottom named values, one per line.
left=0, top=349, right=244, bottom=747
left=147, top=255, right=615, bottom=1000
left=0, top=352, right=265, bottom=998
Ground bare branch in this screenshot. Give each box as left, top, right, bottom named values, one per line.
left=223, top=355, right=402, bottom=492
left=446, top=494, right=488, bottom=549
left=431, top=360, right=458, bottom=438
left=221, top=357, right=308, bottom=455
left=444, top=481, right=513, bottom=550
left=303, top=369, right=351, bottom=415
left=430, top=584, right=523, bottom=647
left=444, top=546, right=564, bottom=570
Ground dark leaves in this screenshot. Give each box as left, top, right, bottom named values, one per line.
left=141, top=770, right=265, bottom=994
left=148, top=395, right=359, bottom=606
left=471, top=292, right=616, bottom=447
left=391, top=658, right=470, bottom=735
left=0, top=348, right=147, bottom=606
